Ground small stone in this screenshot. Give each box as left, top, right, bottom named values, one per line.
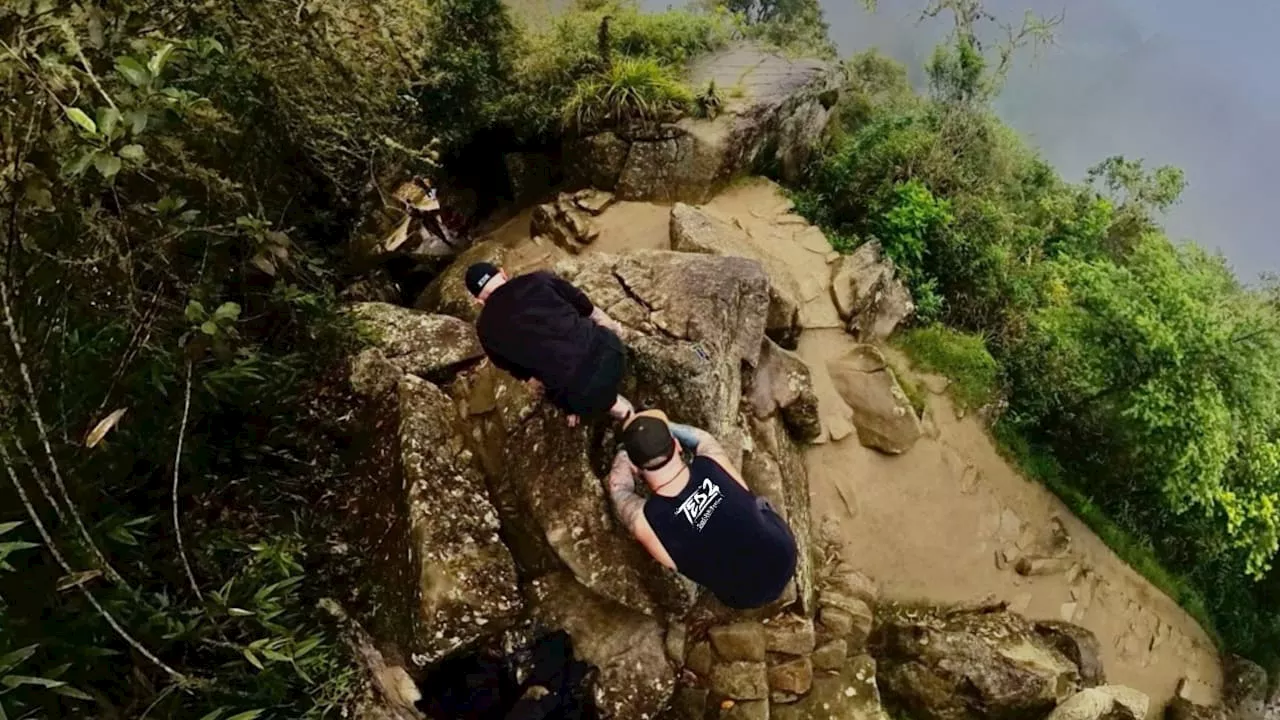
left=763, top=615, right=816, bottom=656
left=819, top=606, right=854, bottom=637
left=666, top=622, right=688, bottom=666
left=710, top=621, right=768, bottom=662
left=721, top=699, right=769, bottom=720
left=819, top=596, right=873, bottom=649
left=812, top=639, right=848, bottom=671
left=711, top=661, right=769, bottom=700
left=768, top=657, right=814, bottom=695
left=688, top=641, right=714, bottom=677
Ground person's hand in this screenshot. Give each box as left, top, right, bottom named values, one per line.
left=567, top=414, right=580, bottom=428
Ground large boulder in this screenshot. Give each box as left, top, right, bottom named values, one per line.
left=830, top=240, right=914, bottom=343
left=527, top=572, right=675, bottom=720
left=414, top=238, right=508, bottom=321
left=557, top=250, right=772, bottom=461
left=747, top=338, right=821, bottom=443
left=1035, top=621, right=1106, bottom=688
left=873, top=606, right=1082, bottom=720
left=1224, top=656, right=1269, bottom=720
left=569, top=44, right=839, bottom=204
left=671, top=202, right=803, bottom=348
left=1048, top=687, right=1150, bottom=720
left=827, top=345, right=923, bottom=455
left=772, top=654, right=891, bottom=720
left=347, top=303, right=484, bottom=395
left=355, top=376, right=523, bottom=666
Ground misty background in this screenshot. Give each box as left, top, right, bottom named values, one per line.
left=817, top=0, right=1280, bottom=279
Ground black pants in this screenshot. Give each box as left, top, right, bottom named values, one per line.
left=561, top=330, right=627, bottom=417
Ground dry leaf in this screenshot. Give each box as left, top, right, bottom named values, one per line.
left=250, top=254, right=277, bottom=276
left=85, top=408, right=128, bottom=448
left=56, top=569, right=102, bottom=592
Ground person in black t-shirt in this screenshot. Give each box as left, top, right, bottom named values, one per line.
left=606, top=410, right=798, bottom=609
left=466, top=262, right=635, bottom=426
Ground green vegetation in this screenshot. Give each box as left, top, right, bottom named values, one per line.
left=563, top=56, right=696, bottom=128
left=893, top=326, right=998, bottom=410
left=793, top=0, right=1280, bottom=665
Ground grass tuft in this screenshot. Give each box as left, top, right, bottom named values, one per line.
left=563, top=56, right=694, bottom=128
left=893, top=324, right=998, bottom=410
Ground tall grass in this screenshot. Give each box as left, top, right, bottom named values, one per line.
left=893, top=324, right=998, bottom=410
left=563, top=56, right=694, bottom=128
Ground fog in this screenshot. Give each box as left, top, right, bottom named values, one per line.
left=820, top=0, right=1280, bottom=278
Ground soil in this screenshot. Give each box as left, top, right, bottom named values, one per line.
left=476, top=179, right=1224, bottom=714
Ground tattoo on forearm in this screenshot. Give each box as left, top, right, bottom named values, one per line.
left=607, top=453, right=645, bottom=531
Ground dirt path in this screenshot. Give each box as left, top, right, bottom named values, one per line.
left=479, top=179, right=1223, bottom=713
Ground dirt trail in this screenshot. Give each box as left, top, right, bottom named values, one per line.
left=479, top=179, right=1223, bottom=713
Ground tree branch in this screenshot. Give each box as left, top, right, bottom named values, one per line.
left=172, top=360, right=202, bottom=602
left=0, top=438, right=187, bottom=685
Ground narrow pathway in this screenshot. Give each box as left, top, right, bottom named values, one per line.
left=479, top=177, right=1224, bottom=714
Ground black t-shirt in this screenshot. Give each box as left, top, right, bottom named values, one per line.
left=643, top=456, right=797, bottom=609
left=476, top=271, right=603, bottom=406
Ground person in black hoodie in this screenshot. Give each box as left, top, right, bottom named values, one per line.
left=466, top=262, right=634, bottom=427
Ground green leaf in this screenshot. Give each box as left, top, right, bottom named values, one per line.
left=0, top=541, right=39, bottom=553
left=0, top=645, right=38, bottom=673
left=292, top=637, right=321, bottom=658
left=65, top=107, right=96, bottom=134
left=115, top=57, right=151, bottom=87
left=93, top=154, right=122, bottom=180
left=185, top=300, right=206, bottom=323
left=242, top=649, right=264, bottom=670
left=124, top=110, right=149, bottom=136
left=65, top=150, right=95, bottom=177
left=200, top=321, right=219, bottom=336
left=96, top=107, right=121, bottom=138
left=51, top=684, right=93, bottom=701
left=213, top=303, right=241, bottom=322
left=227, top=607, right=254, bottom=617
left=2, top=675, right=66, bottom=689
left=0, top=522, right=22, bottom=536
left=225, top=711, right=264, bottom=720
left=197, top=711, right=226, bottom=720
left=148, top=43, right=176, bottom=76
left=118, top=144, right=146, bottom=163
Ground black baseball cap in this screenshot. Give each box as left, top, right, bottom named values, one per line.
left=621, top=410, right=677, bottom=471
left=465, top=262, right=500, bottom=297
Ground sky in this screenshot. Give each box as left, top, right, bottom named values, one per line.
left=818, top=0, right=1280, bottom=279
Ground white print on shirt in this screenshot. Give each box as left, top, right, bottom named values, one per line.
left=675, top=478, right=724, bottom=531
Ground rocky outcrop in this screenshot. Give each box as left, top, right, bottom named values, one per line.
left=565, top=44, right=840, bottom=204
left=1047, top=687, right=1150, bottom=720
left=1035, top=621, right=1106, bottom=688
left=414, top=239, right=507, bottom=321
left=827, top=345, right=923, bottom=454
left=530, top=191, right=614, bottom=254
left=1224, top=657, right=1270, bottom=720
left=528, top=572, right=674, bottom=720
left=347, top=303, right=483, bottom=396
left=747, top=338, right=821, bottom=442
left=671, top=202, right=803, bottom=347
left=873, top=605, right=1082, bottom=720
left=772, top=654, right=890, bottom=720
left=830, top=240, right=914, bottom=343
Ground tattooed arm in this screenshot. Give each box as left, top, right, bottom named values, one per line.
left=606, top=451, right=677, bottom=569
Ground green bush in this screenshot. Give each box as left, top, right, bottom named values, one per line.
left=894, top=325, right=999, bottom=411
left=563, top=56, right=695, bottom=128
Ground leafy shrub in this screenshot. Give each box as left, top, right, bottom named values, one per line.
left=894, top=325, right=999, bottom=411
left=563, top=56, right=695, bottom=128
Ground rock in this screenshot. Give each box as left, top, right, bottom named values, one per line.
left=827, top=345, right=923, bottom=455
left=667, top=622, right=689, bottom=667
left=565, top=131, right=631, bottom=190
left=764, top=615, right=816, bottom=656
left=689, top=641, right=715, bottom=677
left=711, top=621, right=768, bottom=662
left=572, top=188, right=617, bottom=215
left=670, top=203, right=803, bottom=348
left=1018, top=556, right=1075, bottom=577
left=723, top=700, right=770, bottom=720
left=1224, top=656, right=1269, bottom=720
left=768, top=657, right=814, bottom=695
left=772, top=655, right=889, bottom=720
left=360, top=376, right=523, bottom=665
left=674, top=686, right=710, bottom=720
left=747, top=338, right=821, bottom=442
left=1048, top=687, right=1150, bottom=720
left=823, top=568, right=879, bottom=608
left=1035, top=621, right=1106, bottom=687
left=772, top=692, right=800, bottom=705
left=1169, top=699, right=1228, bottom=720
left=557, top=251, right=771, bottom=458
left=712, top=662, right=770, bottom=700
left=819, top=606, right=854, bottom=638
left=531, top=193, right=602, bottom=254
left=829, top=240, right=914, bottom=342
left=742, top=416, right=815, bottom=613
left=414, top=239, right=507, bottom=321
left=874, top=606, right=1081, bottom=720
left=820, top=592, right=874, bottom=649
left=342, top=271, right=401, bottom=304
left=347, top=303, right=483, bottom=389
left=528, top=572, right=674, bottom=720
left=813, top=639, right=848, bottom=671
